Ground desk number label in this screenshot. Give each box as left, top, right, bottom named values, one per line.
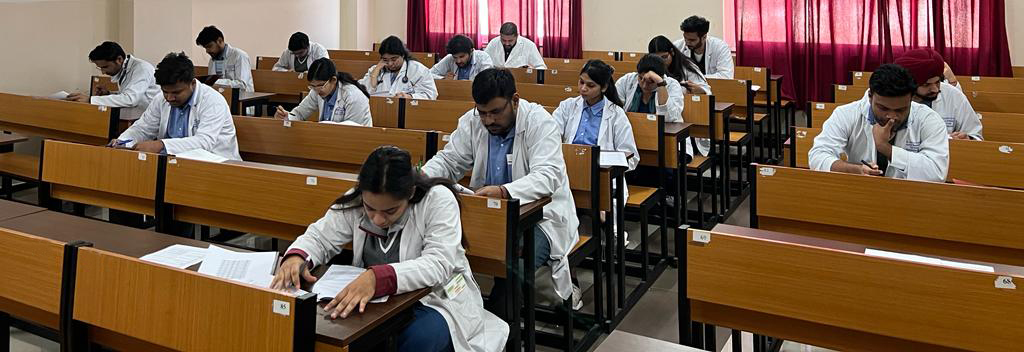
left=999, top=145, right=1013, bottom=154
left=646, top=114, right=657, bottom=121
left=796, top=130, right=807, bottom=138
left=98, top=106, right=107, bottom=112
left=410, top=100, right=419, bottom=106
left=816, top=103, right=825, bottom=109
left=168, top=159, right=178, bottom=164
left=607, top=51, right=615, bottom=55
left=526, top=68, right=533, bottom=74
left=759, top=167, right=776, bottom=176
left=137, top=153, right=147, bottom=161
left=971, top=76, right=981, bottom=81
left=297, top=73, right=305, bottom=79
left=442, top=134, right=451, bottom=142
left=218, top=87, right=225, bottom=93
left=996, top=276, right=1016, bottom=289
left=272, top=300, right=290, bottom=316
left=838, top=85, right=847, bottom=91
left=564, top=87, right=572, bottom=92
left=754, top=67, right=762, bottom=72
left=93, top=77, right=100, bottom=82
left=487, top=199, right=501, bottom=209
left=283, top=120, right=292, bottom=128
left=692, top=230, right=711, bottom=244
left=563, top=59, right=570, bottom=63
left=854, top=72, right=863, bottom=77
left=551, top=69, right=559, bottom=75
left=306, top=176, right=317, bottom=186
left=691, top=96, right=701, bottom=102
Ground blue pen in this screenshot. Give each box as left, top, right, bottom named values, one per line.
left=114, top=139, right=133, bottom=146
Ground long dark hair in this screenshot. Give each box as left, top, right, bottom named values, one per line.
left=580, top=60, right=624, bottom=107
left=334, top=146, right=468, bottom=247
left=308, top=58, right=370, bottom=98
left=378, top=36, right=415, bottom=62
left=648, top=35, right=700, bottom=82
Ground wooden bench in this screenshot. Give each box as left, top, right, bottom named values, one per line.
left=977, top=111, right=1024, bottom=143
left=581, top=51, right=619, bottom=61
left=39, top=140, right=161, bottom=216
left=807, top=101, right=838, bottom=128
left=435, top=79, right=473, bottom=101
left=679, top=95, right=730, bottom=226
left=332, top=59, right=377, bottom=77
left=789, top=127, right=821, bottom=168
left=850, top=71, right=872, bottom=86
left=966, top=91, right=1024, bottom=114
left=0, top=227, right=68, bottom=334
left=401, top=99, right=475, bottom=132
left=256, top=56, right=278, bottom=70
left=707, top=78, right=755, bottom=207
left=833, top=84, right=864, bottom=104
left=328, top=50, right=436, bottom=65
left=252, top=70, right=310, bottom=104
left=948, top=139, right=1024, bottom=189
left=734, top=67, right=775, bottom=162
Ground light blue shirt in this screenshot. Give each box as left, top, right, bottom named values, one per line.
left=456, top=57, right=474, bottom=80
left=165, top=90, right=196, bottom=139
left=571, top=98, right=604, bottom=145
left=485, top=127, right=515, bottom=186
left=212, top=44, right=228, bottom=75
left=320, top=85, right=339, bottom=122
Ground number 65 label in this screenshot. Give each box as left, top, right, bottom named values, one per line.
left=996, top=276, right=1016, bottom=290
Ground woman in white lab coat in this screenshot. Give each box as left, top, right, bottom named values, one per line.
left=272, top=147, right=504, bottom=352
left=649, top=36, right=710, bottom=95
left=275, top=58, right=372, bottom=126
left=615, top=54, right=695, bottom=160
left=552, top=60, right=639, bottom=171
left=359, top=36, right=438, bottom=100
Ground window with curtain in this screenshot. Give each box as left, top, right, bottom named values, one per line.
left=407, top=0, right=581, bottom=58
left=735, top=0, right=1011, bottom=103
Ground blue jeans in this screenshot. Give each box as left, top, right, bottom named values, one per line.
left=485, top=227, right=552, bottom=319
left=398, top=304, right=454, bottom=352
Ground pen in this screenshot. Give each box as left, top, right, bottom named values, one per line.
left=859, top=160, right=875, bottom=168
left=115, top=139, right=133, bottom=146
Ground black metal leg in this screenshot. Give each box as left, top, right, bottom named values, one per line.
left=616, top=182, right=626, bottom=309
left=732, top=329, right=743, bottom=352
left=2, top=176, right=11, bottom=200
left=1, top=312, right=9, bottom=352
left=604, top=211, right=615, bottom=322
left=562, top=299, right=574, bottom=352
left=704, top=324, right=717, bottom=351
left=524, top=225, right=536, bottom=352
left=640, top=206, right=649, bottom=282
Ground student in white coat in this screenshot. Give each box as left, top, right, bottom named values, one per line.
left=112, top=52, right=241, bottom=161
left=615, top=55, right=696, bottom=161
left=893, top=49, right=982, bottom=140
left=809, top=64, right=948, bottom=182
left=272, top=147, right=502, bottom=352
left=675, top=16, right=734, bottom=79
left=431, top=35, right=494, bottom=80
left=273, top=32, right=329, bottom=73
left=422, top=68, right=582, bottom=314
left=195, top=26, right=254, bottom=92
left=274, top=58, right=372, bottom=126
left=66, top=41, right=160, bottom=121
left=483, top=22, right=547, bottom=69
left=360, top=36, right=438, bottom=100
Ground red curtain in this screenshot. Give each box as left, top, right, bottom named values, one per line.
left=485, top=0, right=537, bottom=42
left=541, top=0, right=582, bottom=58
left=735, top=0, right=1011, bottom=104
left=406, top=0, right=480, bottom=53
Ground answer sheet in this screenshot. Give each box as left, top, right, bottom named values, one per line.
left=198, top=245, right=279, bottom=286
left=312, top=265, right=388, bottom=303
left=139, top=244, right=207, bottom=269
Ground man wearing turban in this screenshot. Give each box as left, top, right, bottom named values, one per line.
left=894, top=49, right=983, bottom=140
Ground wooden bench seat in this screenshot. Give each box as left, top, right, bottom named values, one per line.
left=686, top=154, right=710, bottom=169
left=0, top=153, right=40, bottom=179
left=731, top=112, right=768, bottom=122
left=572, top=235, right=591, bottom=253
left=729, top=132, right=748, bottom=143
left=626, top=186, right=659, bottom=207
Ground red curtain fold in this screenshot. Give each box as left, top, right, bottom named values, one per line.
left=406, top=0, right=480, bottom=53
left=735, top=0, right=1011, bottom=105
left=485, top=0, right=537, bottom=42
left=541, top=0, right=582, bottom=58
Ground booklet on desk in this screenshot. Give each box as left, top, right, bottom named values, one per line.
left=312, top=265, right=389, bottom=303
left=198, top=245, right=280, bottom=287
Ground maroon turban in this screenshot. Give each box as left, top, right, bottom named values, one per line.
left=894, top=49, right=945, bottom=85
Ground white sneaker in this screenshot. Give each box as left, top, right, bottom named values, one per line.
left=621, top=231, right=630, bottom=248
left=571, top=284, right=584, bottom=311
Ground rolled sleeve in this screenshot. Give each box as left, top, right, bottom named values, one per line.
left=370, top=264, right=397, bottom=297
left=887, top=146, right=910, bottom=172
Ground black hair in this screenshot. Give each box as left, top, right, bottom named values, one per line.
left=308, top=58, right=371, bottom=98
left=500, top=22, right=518, bottom=36
left=648, top=35, right=701, bottom=82
left=681, top=16, right=710, bottom=36
left=446, top=35, right=476, bottom=56
left=288, top=32, right=310, bottom=52
left=195, top=26, right=224, bottom=46
left=154, top=52, right=195, bottom=86
left=636, top=54, right=668, bottom=77
left=869, top=64, right=918, bottom=98
left=378, top=36, right=414, bottom=61
left=580, top=60, right=624, bottom=107
left=333, top=147, right=468, bottom=248
left=472, top=68, right=517, bottom=105
left=88, top=41, right=126, bottom=62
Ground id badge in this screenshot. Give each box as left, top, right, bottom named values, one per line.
left=444, top=273, right=468, bottom=299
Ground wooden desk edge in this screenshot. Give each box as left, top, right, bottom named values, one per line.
left=316, top=288, right=431, bottom=347
left=518, top=197, right=552, bottom=218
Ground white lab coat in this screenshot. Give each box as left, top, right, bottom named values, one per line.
left=809, top=93, right=949, bottom=182
left=552, top=96, right=639, bottom=171
left=430, top=50, right=494, bottom=80
left=484, top=36, right=547, bottom=70
left=288, top=186, right=497, bottom=352
left=928, top=82, right=983, bottom=140
left=359, top=60, right=438, bottom=100
left=208, top=44, right=254, bottom=92
left=675, top=36, right=734, bottom=80
left=272, top=41, right=329, bottom=72
left=90, top=55, right=160, bottom=120
left=287, top=84, right=372, bottom=126
left=422, top=100, right=579, bottom=300
left=118, top=80, right=241, bottom=160
left=615, top=73, right=698, bottom=158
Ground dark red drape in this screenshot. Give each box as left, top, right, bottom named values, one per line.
left=735, top=0, right=1011, bottom=104
left=541, top=0, right=582, bottom=58
left=406, top=0, right=480, bottom=53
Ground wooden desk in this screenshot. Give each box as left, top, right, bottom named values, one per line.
left=40, top=140, right=160, bottom=216
left=252, top=70, right=309, bottom=104
left=949, top=139, right=1024, bottom=189
left=314, top=286, right=429, bottom=351
left=0, top=199, right=44, bottom=221
left=978, top=112, right=1024, bottom=143
left=0, top=92, right=119, bottom=146
left=238, top=91, right=277, bottom=116
left=0, top=133, right=27, bottom=147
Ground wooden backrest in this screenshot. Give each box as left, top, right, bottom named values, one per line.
left=411, top=52, right=437, bottom=65
left=332, top=59, right=376, bottom=77
left=403, top=99, right=475, bottom=132
left=0, top=93, right=117, bottom=145
left=0, top=227, right=64, bottom=327
left=252, top=70, right=309, bottom=96
left=562, top=144, right=610, bottom=212
left=460, top=195, right=514, bottom=277
left=256, top=56, right=278, bottom=70
left=966, top=91, right=1024, bottom=113
left=977, top=112, right=1024, bottom=143
left=582, top=50, right=618, bottom=61
left=627, top=112, right=661, bottom=153
left=850, top=71, right=872, bottom=86
left=518, top=83, right=577, bottom=107
left=754, top=165, right=1024, bottom=265
left=435, top=79, right=474, bottom=101
left=683, top=94, right=724, bottom=140
left=505, top=67, right=542, bottom=85
left=328, top=49, right=380, bottom=61
left=706, top=78, right=752, bottom=108
left=949, top=139, right=1024, bottom=189
left=606, top=61, right=636, bottom=81
left=791, top=127, right=822, bottom=168
left=41, top=140, right=160, bottom=215
left=809, top=102, right=838, bottom=128
left=960, top=76, right=1024, bottom=94
left=543, top=67, right=580, bottom=86
left=164, top=158, right=357, bottom=239
left=734, top=67, right=769, bottom=88
left=369, top=96, right=401, bottom=128
left=233, top=117, right=431, bottom=172
left=543, top=58, right=587, bottom=73
left=834, top=84, right=864, bottom=104
left=73, top=246, right=313, bottom=351
left=194, top=66, right=209, bottom=76
left=688, top=227, right=1024, bottom=352
left=90, top=75, right=119, bottom=95
left=620, top=51, right=646, bottom=62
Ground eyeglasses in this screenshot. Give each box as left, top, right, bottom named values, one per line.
left=308, top=81, right=329, bottom=90
left=473, top=100, right=512, bottom=120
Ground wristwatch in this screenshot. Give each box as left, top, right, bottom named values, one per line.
left=656, top=80, right=668, bottom=87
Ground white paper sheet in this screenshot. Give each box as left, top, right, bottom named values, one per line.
left=198, top=245, right=279, bottom=287
left=599, top=151, right=629, bottom=168
left=47, top=91, right=70, bottom=100
left=311, top=265, right=388, bottom=303
left=319, top=120, right=364, bottom=126
left=139, top=244, right=207, bottom=269
left=865, top=248, right=994, bottom=272
left=174, top=149, right=228, bottom=163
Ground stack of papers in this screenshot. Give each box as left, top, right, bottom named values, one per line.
left=311, top=265, right=389, bottom=303
left=139, top=244, right=207, bottom=269
left=319, top=120, right=364, bottom=126
left=47, top=91, right=70, bottom=100
left=174, top=149, right=228, bottom=163
left=198, top=245, right=280, bottom=286
left=864, top=248, right=994, bottom=272
left=599, top=151, right=629, bottom=168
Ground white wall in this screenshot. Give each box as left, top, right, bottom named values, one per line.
left=582, top=1, right=725, bottom=52
left=1006, top=1, right=1024, bottom=66
left=190, top=0, right=341, bottom=62
left=132, top=0, right=193, bottom=65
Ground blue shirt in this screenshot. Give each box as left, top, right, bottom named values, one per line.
left=165, top=90, right=196, bottom=139
left=485, top=127, right=515, bottom=186
left=320, top=85, right=339, bottom=122
left=572, top=98, right=604, bottom=145
left=212, top=45, right=228, bottom=75
left=456, top=57, right=474, bottom=80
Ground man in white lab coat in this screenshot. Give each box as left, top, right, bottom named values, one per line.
left=809, top=64, right=948, bottom=182
left=484, top=22, right=547, bottom=69
left=431, top=35, right=494, bottom=80
left=66, top=41, right=160, bottom=121
left=893, top=49, right=982, bottom=140
left=674, top=16, right=734, bottom=79
left=273, top=32, right=329, bottom=73
left=421, top=68, right=581, bottom=314
left=359, top=36, right=438, bottom=100
left=113, top=52, right=241, bottom=161
left=195, top=26, right=254, bottom=92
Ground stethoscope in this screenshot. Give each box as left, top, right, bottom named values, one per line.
left=376, top=62, right=411, bottom=86
left=116, top=56, right=132, bottom=86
